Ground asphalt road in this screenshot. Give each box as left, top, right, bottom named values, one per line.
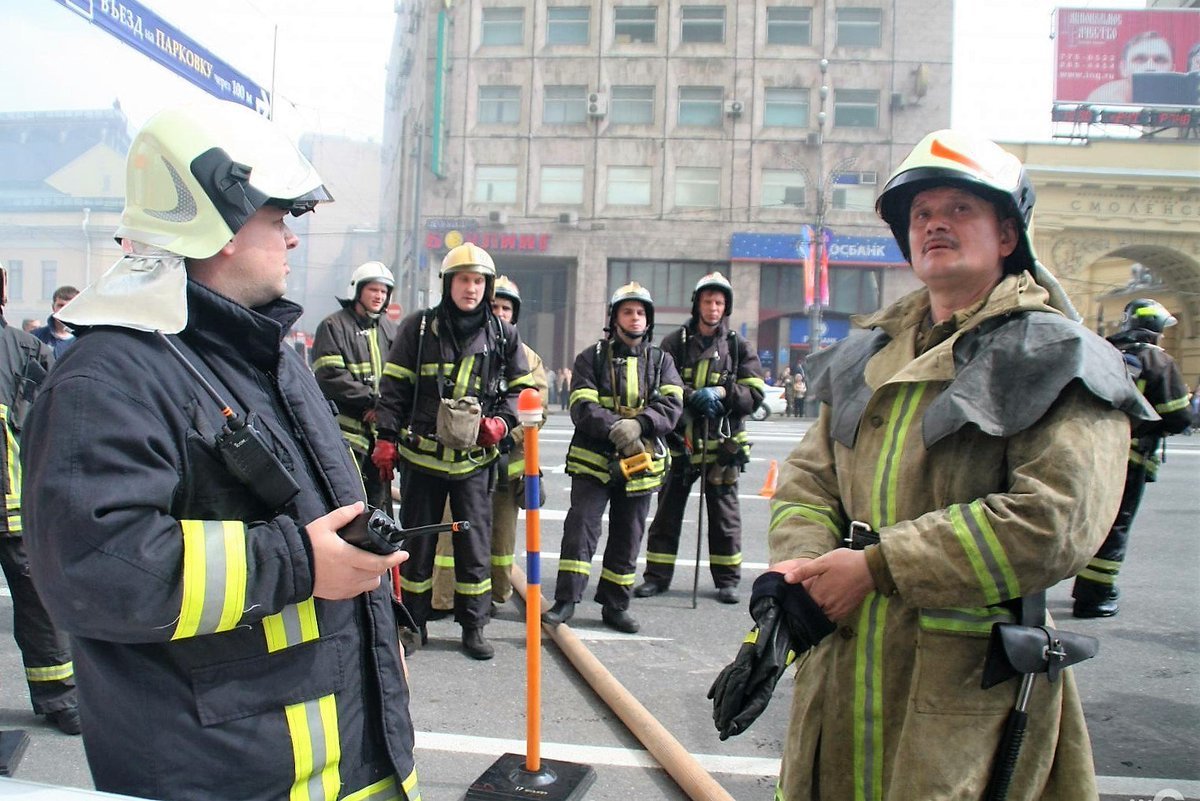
left=1, top=412, right=1197, bottom=800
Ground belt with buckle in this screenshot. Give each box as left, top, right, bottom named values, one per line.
left=844, top=521, right=880, bottom=550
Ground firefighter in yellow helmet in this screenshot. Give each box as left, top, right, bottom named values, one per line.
left=429, top=276, right=550, bottom=616
left=542, top=283, right=683, bottom=633
left=1072, top=298, right=1191, bottom=618
left=752, top=130, right=1153, bottom=799
left=636, top=271, right=765, bottom=604
left=373, top=244, right=535, bottom=659
left=22, top=104, right=421, bottom=799
left=311, top=261, right=399, bottom=514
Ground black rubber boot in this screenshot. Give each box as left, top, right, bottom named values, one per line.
left=716, top=586, right=741, bottom=604
left=601, top=606, right=640, bottom=633
left=633, top=581, right=668, bottom=598
left=461, top=626, right=495, bottom=660
left=541, top=600, right=575, bottom=626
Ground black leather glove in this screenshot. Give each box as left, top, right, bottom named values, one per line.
left=707, top=571, right=835, bottom=740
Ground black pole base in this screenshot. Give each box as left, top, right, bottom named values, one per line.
left=465, top=753, right=596, bottom=800
left=0, top=729, right=30, bottom=777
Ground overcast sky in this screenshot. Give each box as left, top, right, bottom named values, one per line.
left=2, top=0, right=1152, bottom=143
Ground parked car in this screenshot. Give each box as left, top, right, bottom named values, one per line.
left=749, top=385, right=787, bottom=421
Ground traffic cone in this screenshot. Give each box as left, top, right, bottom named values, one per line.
left=759, top=459, right=779, bottom=498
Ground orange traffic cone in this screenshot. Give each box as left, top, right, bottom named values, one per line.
left=759, top=459, right=779, bottom=498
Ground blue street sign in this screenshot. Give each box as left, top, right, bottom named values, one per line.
left=52, top=0, right=271, bottom=114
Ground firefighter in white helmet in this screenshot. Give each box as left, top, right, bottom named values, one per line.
left=636, top=271, right=765, bottom=604
left=22, top=104, right=420, bottom=799
left=311, top=261, right=399, bottom=514
left=542, top=283, right=683, bottom=633
left=373, top=244, right=535, bottom=660
left=754, top=130, right=1153, bottom=798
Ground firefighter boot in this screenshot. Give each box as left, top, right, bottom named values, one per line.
left=601, top=606, right=640, bottom=634
left=461, top=626, right=495, bottom=660
left=634, top=580, right=668, bottom=598
left=542, top=601, right=575, bottom=626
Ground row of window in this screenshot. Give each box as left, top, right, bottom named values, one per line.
left=480, top=85, right=881, bottom=128
left=485, top=6, right=882, bottom=48
left=2, top=259, right=57, bottom=303
left=476, top=165, right=877, bottom=212
left=606, top=260, right=882, bottom=315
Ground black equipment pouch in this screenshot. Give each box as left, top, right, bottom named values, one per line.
left=215, top=417, right=301, bottom=511
left=715, top=437, right=749, bottom=468
left=981, top=624, right=1099, bottom=689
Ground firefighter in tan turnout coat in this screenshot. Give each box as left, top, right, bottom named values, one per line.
left=767, top=131, right=1153, bottom=800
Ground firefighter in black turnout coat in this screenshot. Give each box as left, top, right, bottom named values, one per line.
left=636, top=272, right=765, bottom=604
left=1072, top=298, right=1193, bottom=618
left=542, top=283, right=683, bottom=633
left=372, top=244, right=534, bottom=659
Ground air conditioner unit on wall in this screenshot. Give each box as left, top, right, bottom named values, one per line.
left=488, top=210, right=508, bottom=225
left=805, top=132, right=820, bottom=146
left=587, top=92, right=608, bottom=117
left=558, top=211, right=579, bottom=225
left=724, top=100, right=744, bottom=117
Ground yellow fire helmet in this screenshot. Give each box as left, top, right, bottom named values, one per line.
left=440, top=243, right=496, bottom=278
left=608, top=281, right=655, bottom=339
left=339, top=260, right=394, bottom=308
left=692, top=270, right=733, bottom=317
left=876, top=130, right=1036, bottom=275
left=492, top=275, right=522, bottom=323
left=116, top=103, right=332, bottom=259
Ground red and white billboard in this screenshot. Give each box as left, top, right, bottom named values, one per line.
left=1054, top=8, right=1200, bottom=107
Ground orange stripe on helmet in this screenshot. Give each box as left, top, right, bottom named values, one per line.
left=930, top=138, right=989, bottom=179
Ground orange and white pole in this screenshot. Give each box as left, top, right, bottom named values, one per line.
left=516, top=387, right=544, bottom=773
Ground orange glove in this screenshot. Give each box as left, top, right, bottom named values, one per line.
left=476, top=417, right=508, bottom=448
left=371, top=440, right=398, bottom=483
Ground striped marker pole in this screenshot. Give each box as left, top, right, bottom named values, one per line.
left=517, top=387, right=544, bottom=773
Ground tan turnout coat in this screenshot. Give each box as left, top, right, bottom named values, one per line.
left=769, top=274, right=1132, bottom=800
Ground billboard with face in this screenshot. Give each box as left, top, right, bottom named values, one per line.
left=1054, top=8, right=1200, bottom=107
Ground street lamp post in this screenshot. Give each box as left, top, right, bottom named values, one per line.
left=806, top=156, right=856, bottom=354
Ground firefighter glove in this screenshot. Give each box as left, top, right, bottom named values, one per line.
left=477, top=416, right=508, bottom=447
left=608, top=418, right=644, bottom=453
left=689, top=386, right=726, bottom=418
left=371, top=439, right=398, bottom=483
left=707, top=571, right=836, bottom=740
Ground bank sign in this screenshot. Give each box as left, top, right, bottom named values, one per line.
left=730, top=232, right=907, bottom=267
left=53, top=0, right=271, bottom=114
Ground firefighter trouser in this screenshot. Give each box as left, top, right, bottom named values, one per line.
left=0, top=538, right=76, bottom=715
left=642, top=462, right=742, bottom=590
left=1073, top=457, right=1148, bottom=604
left=432, top=479, right=517, bottom=608
left=357, top=447, right=394, bottom=518
left=553, top=476, right=651, bottom=612
left=399, top=468, right=493, bottom=629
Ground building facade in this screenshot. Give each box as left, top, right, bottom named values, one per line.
left=387, top=0, right=953, bottom=372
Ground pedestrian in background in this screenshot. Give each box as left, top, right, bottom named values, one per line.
left=311, top=261, right=398, bottom=514
left=558, top=367, right=571, bottom=411
left=1072, top=298, right=1192, bottom=618
left=22, top=104, right=419, bottom=799
left=29, top=285, right=79, bottom=360
left=767, top=130, right=1152, bottom=799
left=0, top=262, right=78, bottom=736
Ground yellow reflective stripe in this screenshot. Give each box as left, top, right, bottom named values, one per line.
left=26, top=662, right=73, bottom=682
left=3, top=406, right=20, bottom=533
left=660, top=384, right=683, bottom=398
left=311, top=354, right=344, bottom=370
left=454, top=578, right=492, bottom=596
left=401, top=576, right=434, bottom=593
left=454, top=355, right=475, bottom=399
left=434, top=554, right=455, bottom=569
left=383, top=363, right=415, bottom=381
left=738, top=376, right=766, bottom=392
left=918, top=606, right=1015, bottom=635
left=1077, top=567, right=1117, bottom=584
left=853, top=592, right=888, bottom=801
left=173, top=520, right=247, bottom=640
left=402, top=769, right=421, bottom=801
left=345, top=362, right=372, bottom=377
left=343, top=775, right=406, bottom=801
left=1157, top=395, right=1189, bottom=413
left=367, top=327, right=383, bottom=390
left=337, top=415, right=366, bottom=433
left=645, top=550, right=676, bottom=566
left=341, top=431, right=370, bottom=454
left=506, top=458, right=525, bottom=479
left=567, top=463, right=610, bottom=483
left=398, top=441, right=497, bottom=476
left=509, top=371, right=536, bottom=389
left=1086, top=556, right=1121, bottom=572
left=948, top=501, right=1019, bottom=606
left=263, top=598, right=321, bottom=652
left=870, top=384, right=926, bottom=528
left=559, top=559, right=591, bottom=576
left=284, top=693, right=341, bottom=801
left=491, top=553, right=515, bottom=568
left=600, top=567, right=636, bottom=586
left=695, top=360, right=710, bottom=389
left=768, top=501, right=843, bottom=539
left=567, top=445, right=609, bottom=468
left=570, top=388, right=599, bottom=406
left=710, top=552, right=742, bottom=566
left=625, top=357, right=638, bottom=408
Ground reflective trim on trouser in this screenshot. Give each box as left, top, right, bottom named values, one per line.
left=1073, top=459, right=1147, bottom=603
left=399, top=468, right=494, bottom=628
left=553, top=477, right=651, bottom=611
left=642, top=465, right=743, bottom=588
left=0, top=539, right=75, bottom=714
left=490, top=480, right=518, bottom=603
left=341, top=773, right=412, bottom=801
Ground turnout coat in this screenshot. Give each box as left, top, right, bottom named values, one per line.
left=22, top=283, right=419, bottom=801
left=768, top=273, right=1150, bottom=801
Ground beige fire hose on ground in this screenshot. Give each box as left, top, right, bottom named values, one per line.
left=510, top=565, right=736, bottom=801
